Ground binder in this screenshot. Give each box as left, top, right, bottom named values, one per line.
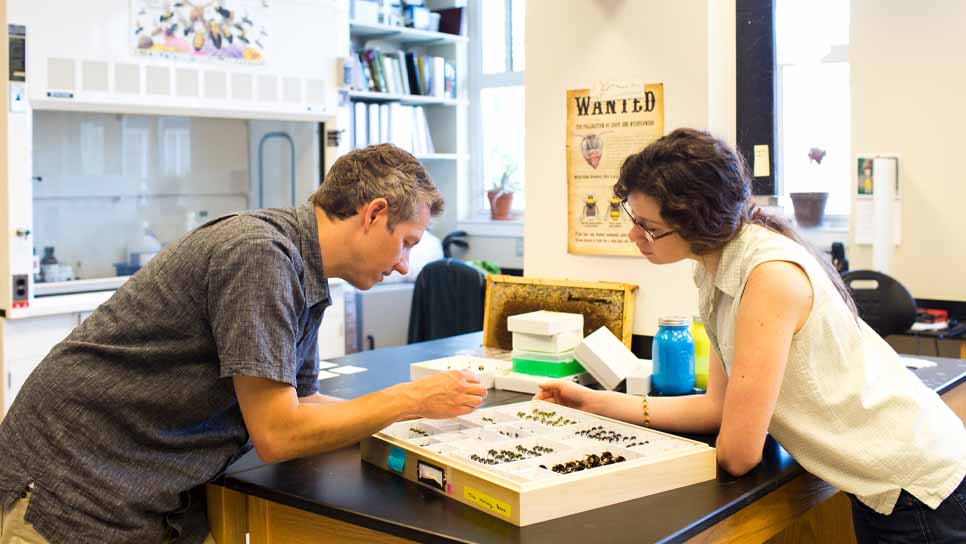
left=415, top=106, right=435, bottom=154
left=367, top=103, right=380, bottom=144
left=389, top=103, right=413, bottom=152
left=379, top=103, right=390, bottom=144
left=432, top=56, right=446, bottom=97
left=354, top=102, right=368, bottom=148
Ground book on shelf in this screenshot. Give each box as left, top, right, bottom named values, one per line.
left=349, top=101, right=436, bottom=155
left=434, top=7, right=464, bottom=36
left=352, top=47, right=456, bottom=99
left=404, top=52, right=422, bottom=95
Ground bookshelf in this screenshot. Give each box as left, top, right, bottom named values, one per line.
left=347, top=90, right=465, bottom=107
left=350, top=21, right=469, bottom=45
left=346, top=11, right=468, bottom=236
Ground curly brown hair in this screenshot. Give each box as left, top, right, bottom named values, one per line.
left=310, top=144, right=444, bottom=228
left=614, top=128, right=856, bottom=315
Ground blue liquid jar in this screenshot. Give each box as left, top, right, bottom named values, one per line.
left=651, top=316, right=695, bottom=396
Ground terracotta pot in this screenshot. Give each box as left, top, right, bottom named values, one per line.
left=789, top=192, right=829, bottom=227
left=487, top=190, right=514, bottom=220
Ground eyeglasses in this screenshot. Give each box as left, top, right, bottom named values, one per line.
left=620, top=200, right=675, bottom=243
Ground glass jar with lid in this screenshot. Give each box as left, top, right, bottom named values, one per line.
left=651, top=316, right=695, bottom=395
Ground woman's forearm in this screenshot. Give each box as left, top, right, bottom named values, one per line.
left=590, top=390, right=722, bottom=434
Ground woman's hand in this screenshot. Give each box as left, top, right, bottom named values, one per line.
left=533, top=381, right=601, bottom=413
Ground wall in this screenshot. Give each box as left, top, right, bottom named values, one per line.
left=850, top=1, right=966, bottom=301
left=453, top=235, right=523, bottom=270
left=524, top=0, right=736, bottom=335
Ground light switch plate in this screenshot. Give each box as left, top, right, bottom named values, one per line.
left=9, top=83, right=27, bottom=113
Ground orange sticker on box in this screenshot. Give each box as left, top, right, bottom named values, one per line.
left=463, top=486, right=511, bottom=518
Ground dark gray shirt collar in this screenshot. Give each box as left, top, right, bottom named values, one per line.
left=296, top=203, right=330, bottom=307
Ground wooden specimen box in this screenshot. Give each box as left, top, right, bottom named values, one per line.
left=482, top=275, right=638, bottom=350
left=361, top=400, right=716, bottom=526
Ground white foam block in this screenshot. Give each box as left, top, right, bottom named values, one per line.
left=317, top=370, right=339, bottom=381
left=574, top=326, right=639, bottom=390
left=506, top=310, right=583, bottom=336
left=900, top=356, right=938, bottom=369
left=494, top=371, right=595, bottom=395
left=409, top=356, right=512, bottom=389
left=318, top=361, right=339, bottom=370
left=331, top=365, right=368, bottom=375
left=626, top=359, right=653, bottom=396
left=512, top=330, right=583, bottom=353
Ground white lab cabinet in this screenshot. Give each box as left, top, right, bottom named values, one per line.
left=1, top=313, right=79, bottom=416
left=318, top=279, right=347, bottom=361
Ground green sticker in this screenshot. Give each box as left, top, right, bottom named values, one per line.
left=388, top=446, right=406, bottom=473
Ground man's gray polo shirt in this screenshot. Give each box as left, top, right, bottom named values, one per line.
left=0, top=204, right=330, bottom=543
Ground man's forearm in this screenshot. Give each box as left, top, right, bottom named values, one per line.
left=298, top=393, right=345, bottom=405
left=268, top=385, right=414, bottom=462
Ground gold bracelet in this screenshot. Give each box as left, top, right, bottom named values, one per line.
left=641, top=394, right=650, bottom=427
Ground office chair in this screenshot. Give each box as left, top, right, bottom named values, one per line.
left=407, top=258, right=486, bottom=343
left=842, top=270, right=916, bottom=338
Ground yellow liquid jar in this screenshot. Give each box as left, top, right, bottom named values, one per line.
left=691, top=317, right=710, bottom=390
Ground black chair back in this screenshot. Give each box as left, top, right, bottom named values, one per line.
left=842, top=270, right=916, bottom=338
left=407, top=259, right=486, bottom=343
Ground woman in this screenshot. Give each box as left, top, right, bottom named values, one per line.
left=535, top=129, right=966, bottom=542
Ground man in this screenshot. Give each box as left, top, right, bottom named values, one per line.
left=0, top=144, right=487, bottom=543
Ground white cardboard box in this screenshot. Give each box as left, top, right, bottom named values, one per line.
left=506, top=311, right=583, bottom=336
left=574, top=326, right=640, bottom=391
left=494, top=371, right=595, bottom=395
left=410, top=356, right=512, bottom=389
left=512, top=330, right=583, bottom=353
left=626, top=359, right=653, bottom=396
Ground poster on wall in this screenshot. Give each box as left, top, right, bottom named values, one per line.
left=132, top=0, right=268, bottom=63
left=853, top=154, right=901, bottom=246
left=566, top=83, right=665, bottom=256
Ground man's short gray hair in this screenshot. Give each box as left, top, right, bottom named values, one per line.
left=310, top=144, right=444, bottom=228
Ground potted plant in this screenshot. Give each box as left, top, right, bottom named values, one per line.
left=789, top=147, right=829, bottom=227
left=486, top=162, right=518, bottom=220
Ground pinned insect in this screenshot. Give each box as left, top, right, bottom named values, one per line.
left=408, top=427, right=429, bottom=438
left=550, top=451, right=628, bottom=474
left=574, top=425, right=650, bottom=446
left=516, top=408, right=576, bottom=427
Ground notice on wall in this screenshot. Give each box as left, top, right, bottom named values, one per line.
left=854, top=155, right=901, bottom=246
left=132, top=0, right=268, bottom=64
left=566, top=83, right=665, bottom=256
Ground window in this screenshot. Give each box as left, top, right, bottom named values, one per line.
left=776, top=0, right=851, bottom=217
left=468, top=0, right=526, bottom=220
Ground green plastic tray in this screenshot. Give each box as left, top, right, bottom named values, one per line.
left=511, top=357, right=585, bottom=377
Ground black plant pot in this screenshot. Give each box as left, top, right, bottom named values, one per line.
left=789, top=192, right=829, bottom=227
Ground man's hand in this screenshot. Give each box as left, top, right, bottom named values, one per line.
left=234, top=370, right=487, bottom=464
left=396, top=370, right=488, bottom=419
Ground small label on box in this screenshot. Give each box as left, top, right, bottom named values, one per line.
left=388, top=446, right=406, bottom=473
left=463, top=486, right=511, bottom=518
